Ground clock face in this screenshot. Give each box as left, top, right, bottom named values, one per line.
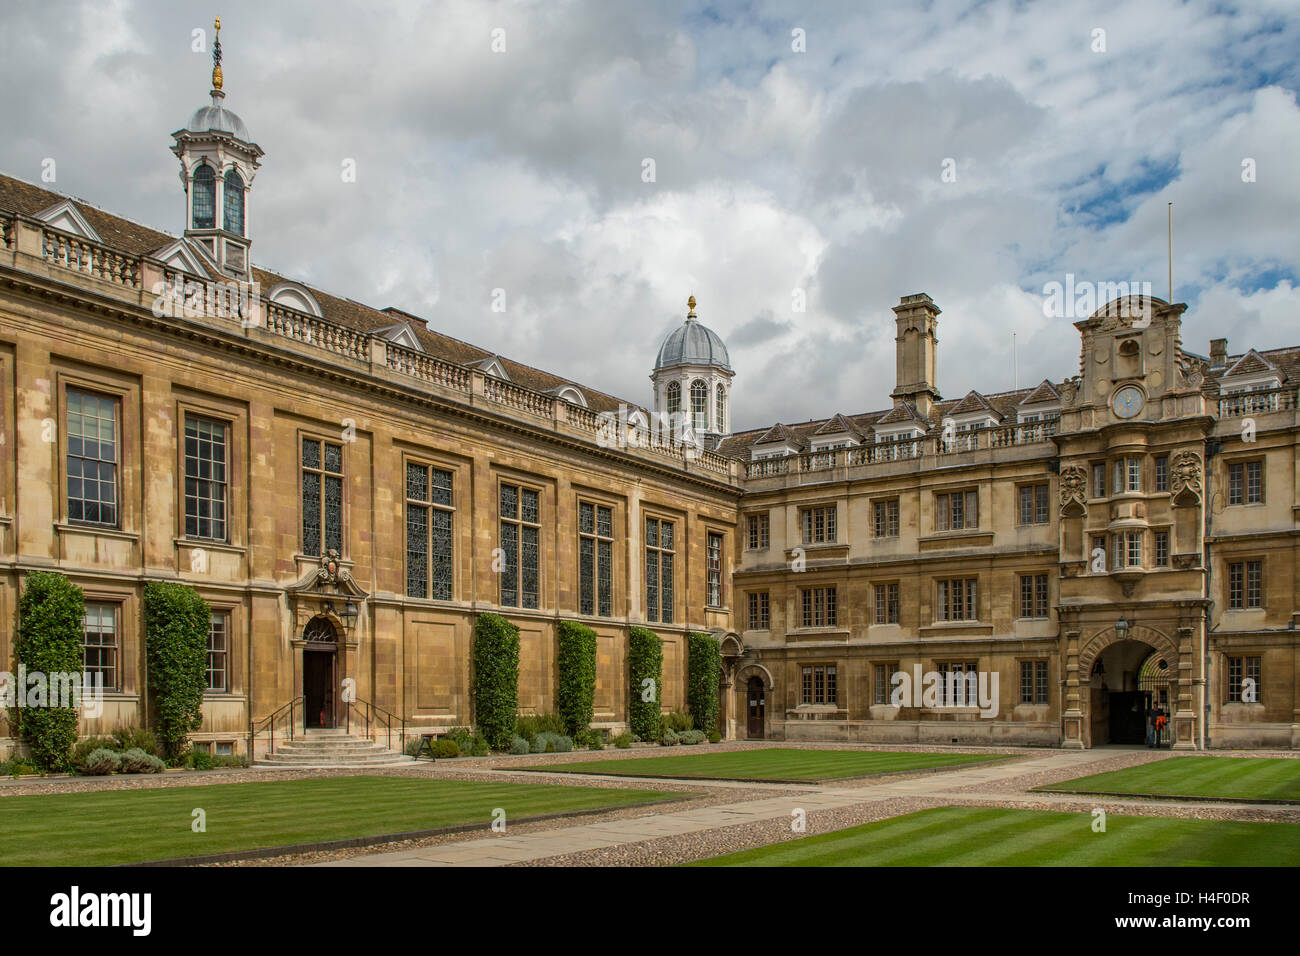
left=1112, top=385, right=1145, bottom=419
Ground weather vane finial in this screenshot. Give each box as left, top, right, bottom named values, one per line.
left=687, top=294, right=697, bottom=318
left=212, top=16, right=223, bottom=91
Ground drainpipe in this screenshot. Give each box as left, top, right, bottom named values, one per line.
left=1202, top=439, right=1220, bottom=750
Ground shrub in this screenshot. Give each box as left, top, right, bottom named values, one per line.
left=680, top=730, right=706, bottom=745
left=464, top=733, right=490, bottom=757
left=120, top=748, right=165, bottom=773
left=403, top=737, right=423, bottom=757
left=574, top=728, right=604, bottom=750
left=73, top=736, right=121, bottom=770
left=556, top=620, right=597, bottom=736
left=143, top=582, right=211, bottom=760
left=660, top=729, right=680, bottom=746
left=473, top=614, right=520, bottom=751
left=431, top=739, right=461, bottom=759
left=212, top=755, right=247, bottom=768
left=530, top=731, right=565, bottom=754
left=552, top=735, right=573, bottom=753
left=515, top=712, right=566, bottom=740
left=509, top=735, right=531, bottom=755
left=189, top=749, right=214, bottom=770
left=112, top=726, right=162, bottom=757
left=663, top=710, right=694, bottom=733
left=612, top=732, right=632, bottom=749
left=687, top=632, right=721, bottom=737
left=707, top=730, right=722, bottom=744
left=628, top=627, right=663, bottom=743
left=14, top=571, right=84, bottom=772
left=82, top=748, right=121, bottom=775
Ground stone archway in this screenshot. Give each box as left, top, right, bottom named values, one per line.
left=1067, top=624, right=1186, bottom=749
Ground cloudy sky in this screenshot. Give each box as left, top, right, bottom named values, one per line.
left=3, top=0, right=1298, bottom=431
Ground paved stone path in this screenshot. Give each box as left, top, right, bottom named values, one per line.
left=317, top=749, right=1141, bottom=867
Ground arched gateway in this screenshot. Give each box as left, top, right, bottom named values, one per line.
left=1065, top=623, right=1194, bottom=749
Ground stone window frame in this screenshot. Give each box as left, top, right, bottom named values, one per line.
left=1226, top=457, right=1265, bottom=506
left=298, top=428, right=347, bottom=560
left=56, top=367, right=140, bottom=534
left=800, top=662, right=839, bottom=706
left=746, top=590, right=770, bottom=630
left=1016, top=482, right=1051, bottom=526
left=873, top=581, right=900, bottom=625
left=1225, top=654, right=1262, bottom=704
left=872, top=661, right=899, bottom=705
left=499, top=477, right=544, bottom=611
left=745, top=511, right=770, bottom=550
left=175, top=394, right=247, bottom=548
left=1227, top=557, right=1264, bottom=610
left=643, top=511, right=677, bottom=624
left=872, top=497, right=900, bottom=538
left=1017, top=658, right=1050, bottom=704
left=577, top=493, right=618, bottom=618
left=1017, top=572, right=1050, bottom=619
left=404, top=454, right=458, bottom=603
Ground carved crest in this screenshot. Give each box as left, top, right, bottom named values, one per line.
left=1169, top=451, right=1203, bottom=504
left=315, top=548, right=348, bottom=587
left=1059, top=464, right=1088, bottom=516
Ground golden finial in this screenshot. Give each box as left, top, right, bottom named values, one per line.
left=211, top=16, right=224, bottom=91
left=687, top=295, right=697, bottom=318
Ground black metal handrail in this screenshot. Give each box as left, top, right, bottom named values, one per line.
left=248, top=696, right=304, bottom=759
left=345, top=697, right=407, bottom=753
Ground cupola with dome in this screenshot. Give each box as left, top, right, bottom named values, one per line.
left=170, top=16, right=263, bottom=279
left=651, top=295, right=735, bottom=441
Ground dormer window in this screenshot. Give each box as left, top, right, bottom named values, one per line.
left=223, top=169, right=245, bottom=235
left=192, top=165, right=216, bottom=229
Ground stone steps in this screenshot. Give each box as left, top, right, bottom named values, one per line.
left=254, top=731, right=411, bottom=768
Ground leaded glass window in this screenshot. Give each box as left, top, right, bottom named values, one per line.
left=302, top=437, right=343, bottom=557
left=645, top=516, right=675, bottom=623
left=184, top=415, right=227, bottom=540
left=579, top=501, right=614, bottom=616
left=500, top=483, right=540, bottom=609
left=223, top=169, right=245, bottom=235
left=66, top=388, right=118, bottom=526
left=406, top=462, right=455, bottom=600
left=192, top=164, right=216, bottom=229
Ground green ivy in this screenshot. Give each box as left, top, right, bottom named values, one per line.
left=473, top=613, right=520, bottom=751
left=14, top=571, right=85, bottom=772
left=687, top=632, right=722, bottom=736
left=143, top=582, right=211, bottom=761
left=627, top=626, right=663, bottom=742
left=556, top=620, right=597, bottom=736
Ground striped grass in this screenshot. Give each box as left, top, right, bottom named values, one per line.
left=0, top=775, right=677, bottom=866
left=688, top=806, right=1300, bottom=866
left=521, top=747, right=1006, bottom=781
left=1041, top=757, right=1300, bottom=802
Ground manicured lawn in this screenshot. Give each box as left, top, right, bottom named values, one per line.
left=688, top=806, right=1300, bottom=866
left=1040, top=757, right=1300, bottom=802
left=0, top=776, right=678, bottom=866
left=521, top=747, right=1006, bottom=782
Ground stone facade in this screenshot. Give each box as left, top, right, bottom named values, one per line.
left=1, top=167, right=1297, bottom=756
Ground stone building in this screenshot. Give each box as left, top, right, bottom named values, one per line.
left=0, top=49, right=1296, bottom=757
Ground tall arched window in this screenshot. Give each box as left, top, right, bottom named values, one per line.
left=690, top=380, right=708, bottom=432
left=191, top=165, right=215, bottom=229
left=223, top=169, right=245, bottom=235
left=715, top=385, right=727, bottom=433
left=666, top=381, right=681, bottom=417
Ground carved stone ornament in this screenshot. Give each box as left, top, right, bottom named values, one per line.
left=1169, top=451, right=1203, bottom=504
left=315, top=548, right=349, bottom=588
left=1060, top=379, right=1078, bottom=407
left=1059, top=464, right=1088, bottom=515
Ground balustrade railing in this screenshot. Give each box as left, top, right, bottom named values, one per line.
left=42, top=226, right=141, bottom=289
left=386, top=341, right=472, bottom=392
left=1218, top=388, right=1296, bottom=417
left=482, top=375, right=554, bottom=416
left=264, top=300, right=368, bottom=360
